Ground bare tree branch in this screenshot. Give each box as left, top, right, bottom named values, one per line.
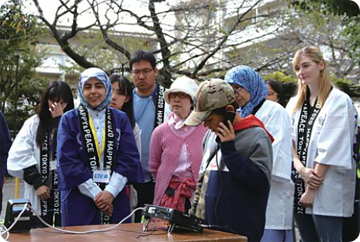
left=33, top=0, right=98, bottom=68
left=192, top=0, right=263, bottom=76
left=87, top=0, right=132, bottom=59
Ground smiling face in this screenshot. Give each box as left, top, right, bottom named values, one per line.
left=230, top=84, right=250, bottom=108
left=294, top=55, right=324, bottom=87
left=82, top=78, right=106, bottom=108
left=168, top=92, right=192, bottom=119
left=110, top=82, right=130, bottom=110
left=131, top=60, right=158, bottom=96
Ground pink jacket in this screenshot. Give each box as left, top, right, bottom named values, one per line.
left=149, top=121, right=207, bottom=206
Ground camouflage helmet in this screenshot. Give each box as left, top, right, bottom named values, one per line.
left=184, top=78, right=235, bottom=126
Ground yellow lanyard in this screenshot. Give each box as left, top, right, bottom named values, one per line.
left=88, top=113, right=106, bottom=159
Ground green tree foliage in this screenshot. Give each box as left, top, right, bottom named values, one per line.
left=0, top=1, right=48, bottom=132
left=292, top=0, right=359, bottom=17
left=263, top=71, right=296, bottom=83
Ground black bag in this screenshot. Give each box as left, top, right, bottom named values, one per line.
left=343, top=126, right=360, bottom=241
left=342, top=177, right=360, bottom=241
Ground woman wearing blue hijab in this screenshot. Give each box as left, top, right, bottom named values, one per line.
left=57, top=68, right=143, bottom=226
left=225, top=65, right=294, bottom=242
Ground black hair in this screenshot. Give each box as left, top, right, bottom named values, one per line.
left=36, top=81, right=74, bottom=147
left=109, top=74, right=135, bottom=129
left=129, top=50, right=156, bottom=71
left=266, top=80, right=286, bottom=107
left=211, top=101, right=239, bottom=116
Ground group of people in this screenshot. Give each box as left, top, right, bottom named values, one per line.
left=0, top=46, right=357, bottom=242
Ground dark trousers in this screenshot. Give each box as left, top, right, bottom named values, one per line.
left=295, top=213, right=342, bottom=242
left=0, top=187, right=2, bottom=215
left=133, top=181, right=155, bottom=222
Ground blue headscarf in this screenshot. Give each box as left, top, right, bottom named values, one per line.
left=78, top=67, right=112, bottom=112
left=224, top=65, right=267, bottom=117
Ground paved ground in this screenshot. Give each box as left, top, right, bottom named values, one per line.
left=1, top=177, right=24, bottom=221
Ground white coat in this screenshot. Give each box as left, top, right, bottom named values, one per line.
left=7, top=115, right=44, bottom=215
left=286, top=88, right=356, bottom=217
left=256, top=100, right=294, bottom=229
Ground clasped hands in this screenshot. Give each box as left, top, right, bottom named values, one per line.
left=94, top=190, right=114, bottom=216
left=37, top=185, right=114, bottom=215
left=299, top=167, right=323, bottom=207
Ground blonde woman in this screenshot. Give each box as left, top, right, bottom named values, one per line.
left=286, top=46, right=357, bottom=242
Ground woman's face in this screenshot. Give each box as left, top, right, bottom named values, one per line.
left=48, top=98, right=67, bottom=118
left=82, top=78, right=106, bottom=108
left=110, top=82, right=130, bottom=110
left=230, top=84, right=250, bottom=107
left=168, top=92, right=192, bottom=119
left=294, top=55, right=324, bottom=87
left=265, top=84, right=279, bottom=103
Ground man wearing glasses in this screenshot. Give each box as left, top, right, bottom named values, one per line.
left=129, top=50, right=170, bottom=222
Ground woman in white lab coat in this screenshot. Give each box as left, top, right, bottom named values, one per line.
left=286, top=46, right=357, bottom=242
left=7, top=81, right=74, bottom=227
left=225, top=65, right=294, bottom=242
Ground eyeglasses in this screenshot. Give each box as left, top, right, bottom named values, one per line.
left=267, top=91, right=277, bottom=97
left=168, top=92, right=189, bottom=99
left=231, top=85, right=246, bottom=95
left=131, top=68, right=154, bottom=76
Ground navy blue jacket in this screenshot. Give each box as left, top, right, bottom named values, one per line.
left=0, top=111, right=11, bottom=188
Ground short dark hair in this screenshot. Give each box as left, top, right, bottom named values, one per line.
left=266, top=80, right=283, bottom=98
left=109, top=74, right=135, bottom=129
left=129, top=50, right=156, bottom=70
left=211, top=101, right=239, bottom=116
left=266, top=80, right=286, bottom=107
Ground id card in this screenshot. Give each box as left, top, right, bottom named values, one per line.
left=93, top=170, right=111, bottom=183
left=50, top=160, right=57, bottom=171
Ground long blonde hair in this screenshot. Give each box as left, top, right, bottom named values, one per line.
left=292, top=46, right=334, bottom=113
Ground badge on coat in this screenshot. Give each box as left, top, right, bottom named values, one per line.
left=93, top=170, right=111, bottom=183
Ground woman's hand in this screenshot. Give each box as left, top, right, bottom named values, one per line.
left=104, top=204, right=113, bottom=216
left=36, top=185, right=51, bottom=200
left=49, top=102, right=67, bottom=118
left=216, top=121, right=235, bottom=143
left=300, top=187, right=316, bottom=207
left=300, top=167, right=323, bottom=189
left=94, top=190, right=114, bottom=216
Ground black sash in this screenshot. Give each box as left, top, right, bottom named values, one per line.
left=78, top=105, right=115, bottom=224
left=154, top=85, right=165, bottom=128
left=39, top=131, right=61, bottom=226
left=294, top=98, right=321, bottom=214
left=251, top=99, right=266, bottom=116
